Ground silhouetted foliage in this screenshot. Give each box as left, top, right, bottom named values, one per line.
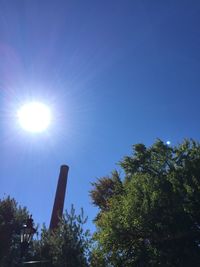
left=0, top=196, right=30, bottom=267
left=90, top=139, right=200, bottom=266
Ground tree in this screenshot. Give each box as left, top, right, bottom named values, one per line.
left=0, top=196, right=91, bottom=267
left=33, top=205, right=91, bottom=267
left=0, top=196, right=30, bottom=267
left=90, top=170, right=123, bottom=215
left=90, top=139, right=200, bottom=266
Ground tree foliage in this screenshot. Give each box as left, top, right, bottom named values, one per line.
left=90, top=170, right=123, bottom=213
left=33, top=205, right=91, bottom=267
left=0, top=196, right=91, bottom=267
left=0, top=196, right=30, bottom=267
left=90, top=139, right=200, bottom=266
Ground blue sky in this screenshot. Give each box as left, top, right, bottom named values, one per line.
left=0, top=0, right=200, bottom=232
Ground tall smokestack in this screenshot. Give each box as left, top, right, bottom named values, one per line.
left=49, top=165, right=69, bottom=230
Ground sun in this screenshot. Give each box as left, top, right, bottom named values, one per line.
left=17, top=102, right=51, bottom=133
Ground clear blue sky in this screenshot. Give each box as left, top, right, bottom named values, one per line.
left=0, top=0, right=200, bottom=232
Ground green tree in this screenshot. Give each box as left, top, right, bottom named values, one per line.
left=33, top=205, right=91, bottom=267
left=0, top=196, right=30, bottom=267
left=90, top=139, right=200, bottom=266
left=0, top=197, right=91, bottom=267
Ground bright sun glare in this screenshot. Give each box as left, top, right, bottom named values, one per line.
left=17, top=102, right=51, bottom=133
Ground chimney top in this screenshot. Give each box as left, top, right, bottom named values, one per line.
left=60, top=165, right=69, bottom=170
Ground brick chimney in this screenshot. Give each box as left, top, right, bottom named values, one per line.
left=49, top=165, right=69, bottom=230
